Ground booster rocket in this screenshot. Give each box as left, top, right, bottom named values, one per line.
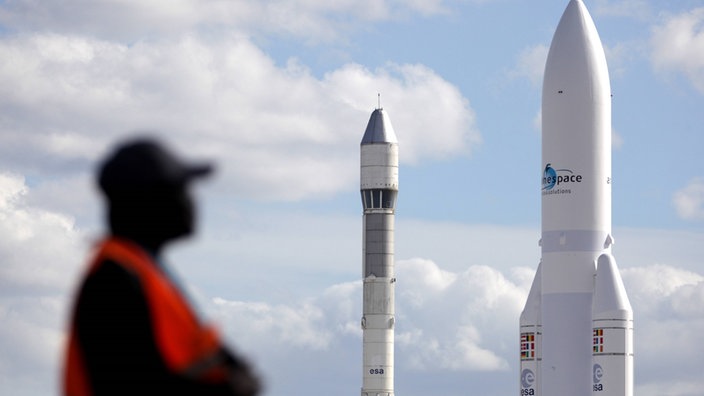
left=360, top=106, right=398, bottom=396
left=519, top=1, right=633, bottom=395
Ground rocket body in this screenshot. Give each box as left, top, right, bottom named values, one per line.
left=520, top=1, right=633, bottom=395
left=541, top=0, right=611, bottom=393
left=360, top=108, right=398, bottom=396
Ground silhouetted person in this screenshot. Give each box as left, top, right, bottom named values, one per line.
left=64, top=138, right=260, bottom=396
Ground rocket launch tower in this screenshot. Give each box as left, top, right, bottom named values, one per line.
left=520, top=1, right=633, bottom=395
left=360, top=107, right=398, bottom=396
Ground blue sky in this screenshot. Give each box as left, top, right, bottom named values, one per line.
left=0, top=1, right=703, bottom=395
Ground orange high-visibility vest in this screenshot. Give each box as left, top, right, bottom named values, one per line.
left=64, top=238, right=228, bottom=396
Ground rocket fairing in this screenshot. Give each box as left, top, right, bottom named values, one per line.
left=360, top=107, right=398, bottom=396
left=520, top=1, right=633, bottom=396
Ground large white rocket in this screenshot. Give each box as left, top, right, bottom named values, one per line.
left=519, top=1, right=633, bottom=395
left=360, top=107, right=398, bottom=396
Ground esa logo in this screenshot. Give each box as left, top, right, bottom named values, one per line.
left=593, top=363, right=604, bottom=392
left=520, top=369, right=535, bottom=395
left=542, top=163, right=582, bottom=191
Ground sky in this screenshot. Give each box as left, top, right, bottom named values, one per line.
left=0, top=0, right=703, bottom=395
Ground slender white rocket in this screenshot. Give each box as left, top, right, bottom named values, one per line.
left=360, top=107, right=398, bottom=396
left=520, top=1, right=633, bottom=395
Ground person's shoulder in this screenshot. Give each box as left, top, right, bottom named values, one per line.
left=97, top=258, right=139, bottom=281
left=75, top=257, right=149, bottom=322
left=82, top=258, right=144, bottom=297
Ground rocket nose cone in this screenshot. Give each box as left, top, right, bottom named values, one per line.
left=542, top=0, right=611, bottom=129
left=545, top=0, right=605, bottom=71
left=361, top=108, right=398, bottom=144
left=556, top=0, right=591, bottom=37
left=520, top=262, right=542, bottom=324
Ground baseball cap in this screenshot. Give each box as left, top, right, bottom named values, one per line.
left=98, top=138, right=213, bottom=196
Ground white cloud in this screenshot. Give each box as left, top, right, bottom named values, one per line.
left=0, top=0, right=701, bottom=395
left=604, top=41, right=639, bottom=80
left=594, top=0, right=652, bottom=21
left=0, top=173, right=88, bottom=396
left=1, top=178, right=704, bottom=395
left=212, top=298, right=334, bottom=351
left=396, top=259, right=525, bottom=372
left=673, top=177, right=704, bottom=221
left=508, top=17, right=636, bottom=88
left=533, top=109, right=542, bottom=134
left=636, top=380, right=704, bottom=396
left=200, top=257, right=704, bottom=394
left=0, top=33, right=479, bottom=201
left=508, top=44, right=549, bottom=87
left=620, top=265, right=704, bottom=393
left=200, top=257, right=521, bottom=395
left=651, top=8, right=704, bottom=93
left=399, top=258, right=456, bottom=303
left=612, top=127, right=624, bottom=149
left=621, top=264, right=704, bottom=316
left=670, top=280, right=704, bottom=317
left=0, top=173, right=86, bottom=293
left=324, top=62, right=480, bottom=164
left=0, top=0, right=453, bottom=43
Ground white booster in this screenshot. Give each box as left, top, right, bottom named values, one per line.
left=520, top=262, right=542, bottom=396
left=593, top=254, right=633, bottom=396
left=360, top=107, right=398, bottom=396
left=520, top=1, right=633, bottom=396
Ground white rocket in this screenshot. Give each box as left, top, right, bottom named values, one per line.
left=360, top=106, right=398, bottom=396
left=519, top=1, right=633, bottom=396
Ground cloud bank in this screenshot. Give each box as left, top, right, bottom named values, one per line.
left=0, top=32, right=478, bottom=202
left=2, top=175, right=703, bottom=395
left=651, top=7, right=704, bottom=93
left=1, top=1, right=703, bottom=395
left=0, top=0, right=452, bottom=42
left=673, top=177, right=704, bottom=221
